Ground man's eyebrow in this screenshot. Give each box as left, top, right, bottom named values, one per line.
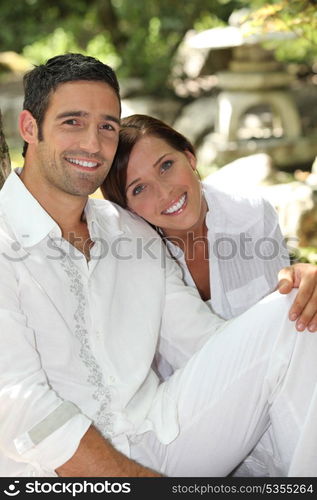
left=56, top=111, right=87, bottom=120
left=101, top=114, right=121, bottom=125
left=56, top=111, right=120, bottom=125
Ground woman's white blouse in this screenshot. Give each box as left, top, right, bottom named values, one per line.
left=166, top=183, right=290, bottom=319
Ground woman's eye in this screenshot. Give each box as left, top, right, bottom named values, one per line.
left=161, top=160, right=173, bottom=172
left=132, top=185, right=145, bottom=196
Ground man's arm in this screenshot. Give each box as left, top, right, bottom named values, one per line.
left=0, top=246, right=160, bottom=477
left=56, top=426, right=161, bottom=477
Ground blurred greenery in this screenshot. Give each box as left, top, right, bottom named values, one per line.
left=0, top=0, right=316, bottom=95
left=290, top=247, right=317, bottom=266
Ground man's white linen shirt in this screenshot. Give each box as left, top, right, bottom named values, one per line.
left=165, top=183, right=290, bottom=319
left=0, top=171, right=225, bottom=476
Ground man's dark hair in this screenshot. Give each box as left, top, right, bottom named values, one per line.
left=22, top=52, right=120, bottom=157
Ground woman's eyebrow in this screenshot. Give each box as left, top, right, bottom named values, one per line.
left=153, top=153, right=168, bottom=167
left=126, top=178, right=141, bottom=191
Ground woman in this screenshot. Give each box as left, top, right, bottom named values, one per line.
left=102, top=114, right=317, bottom=476
left=102, top=114, right=317, bottom=330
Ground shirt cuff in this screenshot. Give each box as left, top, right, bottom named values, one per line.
left=14, top=401, right=92, bottom=473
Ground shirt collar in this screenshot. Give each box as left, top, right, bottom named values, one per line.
left=0, top=169, right=124, bottom=248
left=84, top=198, right=125, bottom=240
left=202, top=184, right=214, bottom=230
left=0, top=169, right=60, bottom=248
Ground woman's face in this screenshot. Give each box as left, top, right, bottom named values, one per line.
left=125, top=135, right=204, bottom=234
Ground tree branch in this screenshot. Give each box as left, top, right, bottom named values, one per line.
left=0, top=109, right=11, bottom=189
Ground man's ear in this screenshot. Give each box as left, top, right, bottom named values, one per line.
left=19, top=110, right=39, bottom=145
left=184, top=149, right=197, bottom=171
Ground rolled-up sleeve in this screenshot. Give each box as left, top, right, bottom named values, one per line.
left=0, top=252, right=91, bottom=474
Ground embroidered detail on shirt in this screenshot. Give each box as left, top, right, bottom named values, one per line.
left=60, top=255, right=114, bottom=437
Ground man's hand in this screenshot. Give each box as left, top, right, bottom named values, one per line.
left=277, top=263, right=317, bottom=332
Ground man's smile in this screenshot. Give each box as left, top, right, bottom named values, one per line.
left=65, top=156, right=101, bottom=171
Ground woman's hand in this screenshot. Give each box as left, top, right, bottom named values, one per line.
left=278, top=263, right=317, bottom=332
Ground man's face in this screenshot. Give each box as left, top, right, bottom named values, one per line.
left=31, top=80, right=121, bottom=198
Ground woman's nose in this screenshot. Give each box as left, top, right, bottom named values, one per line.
left=155, top=181, right=172, bottom=201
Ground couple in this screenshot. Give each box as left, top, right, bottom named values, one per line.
left=1, top=53, right=317, bottom=477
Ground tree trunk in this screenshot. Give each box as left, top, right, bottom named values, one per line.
left=0, top=109, right=11, bottom=189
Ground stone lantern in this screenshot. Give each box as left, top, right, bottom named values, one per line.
left=188, top=14, right=317, bottom=168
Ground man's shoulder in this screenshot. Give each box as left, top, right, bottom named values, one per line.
left=89, top=198, right=158, bottom=238
left=0, top=214, right=20, bottom=261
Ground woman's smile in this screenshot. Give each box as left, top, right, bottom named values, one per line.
left=161, top=193, right=187, bottom=215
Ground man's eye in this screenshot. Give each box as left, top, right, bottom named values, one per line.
left=161, top=160, right=173, bottom=172
left=63, top=119, right=78, bottom=125
left=132, top=185, right=144, bottom=196
left=100, top=123, right=115, bottom=131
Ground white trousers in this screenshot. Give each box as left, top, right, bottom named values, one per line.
left=130, top=290, right=317, bottom=476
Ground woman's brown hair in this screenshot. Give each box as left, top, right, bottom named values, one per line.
left=101, top=114, right=196, bottom=208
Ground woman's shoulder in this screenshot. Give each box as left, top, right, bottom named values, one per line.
left=90, top=198, right=158, bottom=238
left=202, top=182, right=274, bottom=232
left=203, top=181, right=265, bottom=210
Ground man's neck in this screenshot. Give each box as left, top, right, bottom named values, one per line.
left=19, top=166, right=88, bottom=233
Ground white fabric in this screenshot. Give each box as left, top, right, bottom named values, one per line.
left=163, top=182, right=291, bottom=476
left=131, top=290, right=317, bottom=477
left=1, top=171, right=317, bottom=477
left=166, top=182, right=290, bottom=319
left=0, top=170, right=225, bottom=476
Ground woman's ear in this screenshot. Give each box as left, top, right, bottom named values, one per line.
left=184, top=149, right=197, bottom=171
left=19, top=110, right=39, bottom=145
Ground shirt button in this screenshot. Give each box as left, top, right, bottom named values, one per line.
left=108, top=375, right=116, bottom=384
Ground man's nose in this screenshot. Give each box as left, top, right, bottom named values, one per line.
left=79, top=127, right=101, bottom=153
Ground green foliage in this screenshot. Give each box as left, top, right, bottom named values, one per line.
left=291, top=247, right=317, bottom=266
left=23, top=28, right=121, bottom=69
left=241, top=0, right=317, bottom=64
left=0, top=0, right=316, bottom=94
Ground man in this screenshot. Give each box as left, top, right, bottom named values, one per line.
left=1, top=53, right=317, bottom=477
